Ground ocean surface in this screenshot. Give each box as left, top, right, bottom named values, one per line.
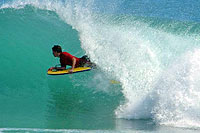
left=1, top=0, right=200, bottom=132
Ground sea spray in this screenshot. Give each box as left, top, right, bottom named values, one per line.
left=152, top=49, right=200, bottom=128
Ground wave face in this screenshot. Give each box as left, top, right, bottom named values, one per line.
left=0, top=5, right=123, bottom=129
left=1, top=0, right=200, bottom=130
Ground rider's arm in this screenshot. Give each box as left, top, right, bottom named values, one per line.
left=69, top=57, right=76, bottom=73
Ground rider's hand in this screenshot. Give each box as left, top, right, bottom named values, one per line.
left=48, top=67, right=55, bottom=71
left=68, top=69, right=74, bottom=74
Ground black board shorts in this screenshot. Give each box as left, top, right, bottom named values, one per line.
left=79, top=55, right=91, bottom=67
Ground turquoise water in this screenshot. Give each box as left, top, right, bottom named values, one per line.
left=1, top=0, right=200, bottom=132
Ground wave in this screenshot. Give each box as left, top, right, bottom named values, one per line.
left=1, top=0, right=200, bottom=129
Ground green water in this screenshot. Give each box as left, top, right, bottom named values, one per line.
left=0, top=7, right=123, bottom=129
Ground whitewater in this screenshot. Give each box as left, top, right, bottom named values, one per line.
left=1, top=0, right=200, bottom=132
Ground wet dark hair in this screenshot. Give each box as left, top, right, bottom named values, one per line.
left=52, top=45, right=62, bottom=53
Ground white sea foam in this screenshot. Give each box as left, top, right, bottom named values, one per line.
left=0, top=128, right=124, bottom=133
left=152, top=49, right=200, bottom=129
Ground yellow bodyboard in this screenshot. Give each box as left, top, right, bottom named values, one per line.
left=47, top=67, right=91, bottom=75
